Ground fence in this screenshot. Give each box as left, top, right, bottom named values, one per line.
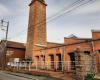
left=6, top=60, right=98, bottom=80
left=7, top=60, right=96, bottom=72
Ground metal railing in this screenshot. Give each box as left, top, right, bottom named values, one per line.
left=6, top=60, right=99, bottom=80
left=7, top=60, right=96, bottom=72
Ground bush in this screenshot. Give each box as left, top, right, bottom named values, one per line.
left=85, top=73, right=95, bottom=80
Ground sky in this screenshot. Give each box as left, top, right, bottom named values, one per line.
left=0, top=0, right=100, bottom=43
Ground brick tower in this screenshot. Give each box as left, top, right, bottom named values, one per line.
left=26, top=0, right=47, bottom=59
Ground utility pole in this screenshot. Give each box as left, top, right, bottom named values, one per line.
left=0, top=19, right=9, bottom=70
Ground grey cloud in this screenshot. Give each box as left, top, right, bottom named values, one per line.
left=0, top=0, right=99, bottom=43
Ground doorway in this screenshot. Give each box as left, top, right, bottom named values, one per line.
left=56, top=54, right=62, bottom=70
left=68, top=52, right=76, bottom=70
left=49, top=55, right=54, bottom=69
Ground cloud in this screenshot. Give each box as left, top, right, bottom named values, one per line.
left=0, top=3, right=12, bottom=16
left=0, top=0, right=99, bottom=43
left=0, top=0, right=29, bottom=17
left=73, top=0, right=100, bottom=15
left=46, top=0, right=71, bottom=18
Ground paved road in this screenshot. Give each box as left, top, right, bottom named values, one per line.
left=0, top=71, right=37, bottom=80
left=0, top=71, right=56, bottom=80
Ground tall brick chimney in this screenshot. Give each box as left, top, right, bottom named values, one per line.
left=26, top=0, right=47, bottom=59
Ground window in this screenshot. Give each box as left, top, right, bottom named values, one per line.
left=6, top=50, right=14, bottom=56
left=98, top=50, right=100, bottom=53
left=84, top=51, right=90, bottom=55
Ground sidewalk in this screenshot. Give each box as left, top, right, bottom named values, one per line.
left=4, top=70, right=73, bottom=80
left=25, top=70, right=73, bottom=80
left=3, top=71, right=59, bottom=80
left=94, top=74, right=100, bottom=80
left=4, top=71, right=37, bottom=80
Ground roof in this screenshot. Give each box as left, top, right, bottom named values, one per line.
left=91, top=29, right=100, bottom=32
left=47, top=42, right=64, bottom=48
left=64, top=37, right=91, bottom=40
left=64, top=34, right=91, bottom=40
left=67, top=34, right=78, bottom=38
left=29, top=0, right=47, bottom=6
left=47, top=42, right=63, bottom=45
left=6, top=41, right=26, bottom=49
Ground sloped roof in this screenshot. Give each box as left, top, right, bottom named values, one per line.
left=67, top=34, right=78, bottom=38
left=7, top=41, right=25, bottom=49
left=91, top=29, right=100, bottom=32
left=47, top=42, right=64, bottom=48
left=64, top=34, right=91, bottom=40
left=29, top=0, right=46, bottom=6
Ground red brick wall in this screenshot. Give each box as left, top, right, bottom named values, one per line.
left=64, top=38, right=92, bottom=53
left=26, top=0, right=47, bottom=58
left=6, top=48, right=25, bottom=62
left=92, top=31, right=100, bottom=72
left=64, top=38, right=85, bottom=45
left=92, top=31, right=100, bottom=51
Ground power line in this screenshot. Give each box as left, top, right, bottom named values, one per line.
left=8, top=27, right=27, bottom=39
left=8, top=0, right=83, bottom=39
left=8, top=0, right=97, bottom=40
left=47, top=0, right=97, bottom=22
left=29, top=0, right=97, bottom=28
left=47, top=0, right=84, bottom=20
left=34, top=38, right=100, bottom=51
left=25, top=0, right=97, bottom=34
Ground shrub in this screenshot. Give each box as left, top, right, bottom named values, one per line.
left=85, top=73, right=95, bottom=80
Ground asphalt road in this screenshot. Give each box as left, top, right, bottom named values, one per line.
left=0, top=71, right=36, bottom=80
left=0, top=71, right=56, bottom=80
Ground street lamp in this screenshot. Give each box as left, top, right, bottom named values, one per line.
left=0, top=19, right=9, bottom=70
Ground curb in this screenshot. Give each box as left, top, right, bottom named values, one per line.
left=4, top=71, right=38, bottom=80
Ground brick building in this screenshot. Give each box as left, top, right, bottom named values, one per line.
left=6, top=41, right=25, bottom=62
left=0, top=40, right=25, bottom=67
left=92, top=30, right=100, bottom=72
left=26, top=0, right=100, bottom=74
left=26, top=0, right=47, bottom=58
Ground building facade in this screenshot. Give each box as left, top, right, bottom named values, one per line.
left=6, top=41, right=25, bottom=62
left=26, top=0, right=47, bottom=59
left=26, top=0, right=100, bottom=74
left=0, top=40, right=25, bottom=68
